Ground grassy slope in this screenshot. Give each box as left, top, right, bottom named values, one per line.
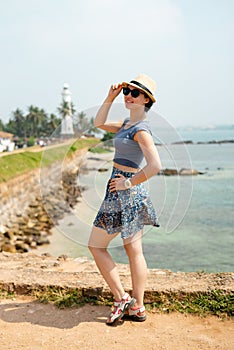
left=0, top=138, right=99, bottom=183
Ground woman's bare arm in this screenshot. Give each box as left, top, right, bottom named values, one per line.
left=130, top=131, right=161, bottom=186
left=94, top=83, right=123, bottom=133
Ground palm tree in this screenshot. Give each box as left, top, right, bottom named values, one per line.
left=74, top=113, right=101, bottom=135
left=26, top=106, right=49, bottom=138
left=49, top=113, right=61, bottom=129
left=74, top=111, right=89, bottom=134
left=11, top=108, right=26, bottom=138
left=0, top=118, right=5, bottom=131
left=37, top=108, right=48, bottom=137
left=26, top=105, right=40, bottom=137
left=57, top=101, right=76, bottom=118
left=87, top=116, right=101, bottom=135
left=46, top=113, right=61, bottom=136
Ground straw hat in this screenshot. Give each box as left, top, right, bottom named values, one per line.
left=122, top=74, right=156, bottom=103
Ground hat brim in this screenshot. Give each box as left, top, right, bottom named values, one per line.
left=122, top=81, right=156, bottom=103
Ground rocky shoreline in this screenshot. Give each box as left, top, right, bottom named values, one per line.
left=0, top=169, right=85, bottom=254
left=0, top=145, right=92, bottom=255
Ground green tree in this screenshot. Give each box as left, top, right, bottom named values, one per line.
left=27, top=136, right=35, bottom=147
left=26, top=106, right=50, bottom=138
left=4, top=119, right=16, bottom=135
left=57, top=101, right=76, bottom=118
left=102, top=131, right=114, bottom=141
left=74, top=112, right=101, bottom=136
left=49, top=113, right=61, bottom=129
left=26, top=105, right=38, bottom=137
left=87, top=116, right=101, bottom=135
left=37, top=108, right=48, bottom=137
left=13, top=108, right=25, bottom=137
left=5, top=108, right=26, bottom=138
left=0, top=118, right=5, bottom=131
left=46, top=113, right=61, bottom=136
left=74, top=111, right=89, bottom=134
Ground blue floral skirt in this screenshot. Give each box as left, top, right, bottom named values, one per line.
left=93, top=167, right=160, bottom=239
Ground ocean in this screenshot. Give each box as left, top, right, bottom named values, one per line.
left=39, top=126, right=234, bottom=273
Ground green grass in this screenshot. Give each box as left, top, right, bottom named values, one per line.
left=32, top=287, right=111, bottom=309
left=0, top=287, right=232, bottom=317
left=147, top=290, right=234, bottom=317
left=33, top=287, right=86, bottom=308
left=0, top=138, right=99, bottom=183
left=9, top=287, right=231, bottom=317
left=0, top=290, right=15, bottom=299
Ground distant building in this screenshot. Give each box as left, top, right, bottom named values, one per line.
left=0, top=131, right=15, bottom=152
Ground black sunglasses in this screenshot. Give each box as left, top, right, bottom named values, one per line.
left=122, top=87, right=144, bottom=98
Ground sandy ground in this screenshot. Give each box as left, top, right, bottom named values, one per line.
left=0, top=296, right=233, bottom=350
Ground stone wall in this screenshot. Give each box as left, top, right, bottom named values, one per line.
left=0, top=252, right=233, bottom=304
left=0, top=148, right=88, bottom=253
left=0, top=170, right=41, bottom=225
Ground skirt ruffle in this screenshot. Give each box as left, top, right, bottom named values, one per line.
left=93, top=167, right=160, bottom=239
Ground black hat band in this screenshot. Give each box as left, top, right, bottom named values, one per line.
left=130, top=80, right=153, bottom=96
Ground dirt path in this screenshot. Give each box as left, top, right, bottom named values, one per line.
left=0, top=296, right=233, bottom=350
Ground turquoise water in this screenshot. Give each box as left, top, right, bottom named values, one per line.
left=177, top=126, right=234, bottom=143
left=39, top=127, right=234, bottom=273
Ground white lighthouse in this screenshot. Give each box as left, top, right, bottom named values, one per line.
left=60, top=83, right=75, bottom=138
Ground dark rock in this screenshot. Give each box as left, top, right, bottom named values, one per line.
left=98, top=168, right=108, bottom=172
left=161, top=168, right=178, bottom=176
left=1, top=243, right=17, bottom=253
left=172, top=140, right=194, bottom=145
left=36, top=236, right=50, bottom=246
left=3, top=231, right=15, bottom=241
left=15, top=242, right=29, bottom=252
left=159, top=168, right=201, bottom=176
left=58, top=254, right=68, bottom=261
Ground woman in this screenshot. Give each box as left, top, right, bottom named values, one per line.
left=88, top=74, right=161, bottom=325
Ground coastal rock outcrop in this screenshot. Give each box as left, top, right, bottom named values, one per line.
left=179, top=168, right=198, bottom=175
left=0, top=170, right=84, bottom=253
left=160, top=168, right=200, bottom=176
left=0, top=148, right=89, bottom=254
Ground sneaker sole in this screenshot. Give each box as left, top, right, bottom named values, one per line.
left=122, top=313, right=147, bottom=322
left=130, top=314, right=147, bottom=322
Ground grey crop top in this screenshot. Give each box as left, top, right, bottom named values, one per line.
left=113, top=118, right=152, bottom=168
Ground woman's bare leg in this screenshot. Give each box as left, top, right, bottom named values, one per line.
left=123, top=230, right=147, bottom=308
left=88, top=226, right=125, bottom=301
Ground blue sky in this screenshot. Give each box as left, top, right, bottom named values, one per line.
left=0, top=0, right=233, bottom=127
